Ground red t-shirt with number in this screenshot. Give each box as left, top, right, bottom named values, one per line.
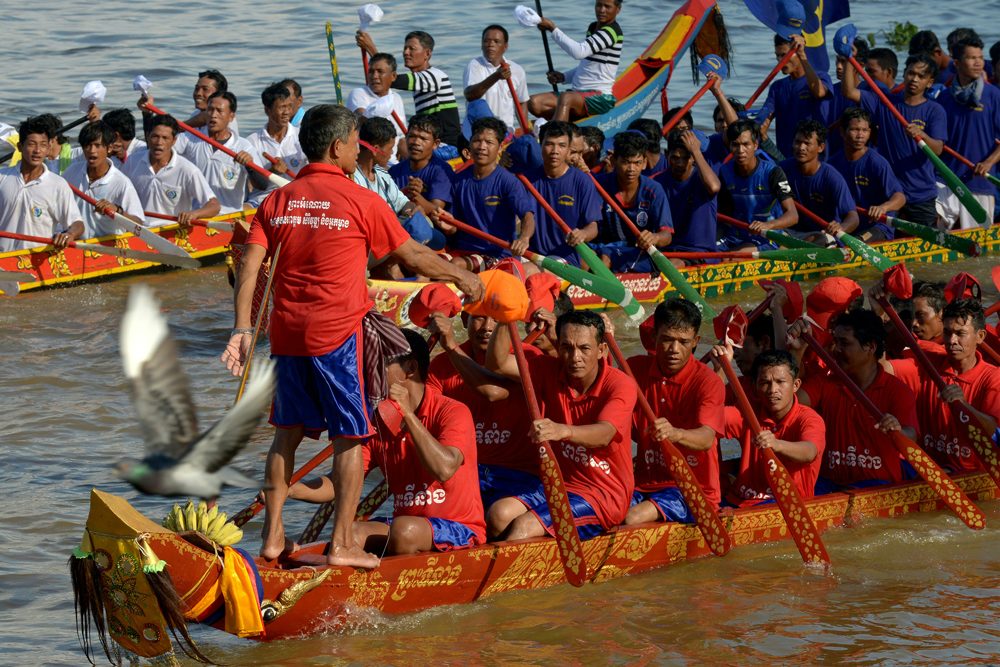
left=627, top=354, right=726, bottom=505
left=426, top=342, right=540, bottom=475
left=529, top=355, right=638, bottom=529
left=363, top=386, right=485, bottom=543
left=724, top=398, right=827, bottom=505
left=247, top=163, right=410, bottom=355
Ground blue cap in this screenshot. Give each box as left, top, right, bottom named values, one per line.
left=833, top=24, right=858, bottom=58
left=466, top=99, right=495, bottom=124
left=506, top=134, right=542, bottom=175
left=775, top=0, right=806, bottom=40
left=698, top=53, right=729, bottom=80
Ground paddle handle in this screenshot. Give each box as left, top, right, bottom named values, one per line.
left=143, top=209, right=233, bottom=231
left=231, top=443, right=335, bottom=528
left=439, top=211, right=515, bottom=253
left=793, top=202, right=896, bottom=271
left=390, top=111, right=408, bottom=135
left=262, top=152, right=298, bottom=178
left=503, top=61, right=531, bottom=132
left=361, top=49, right=370, bottom=77
left=0, top=230, right=75, bottom=247
left=661, top=80, right=713, bottom=137
left=535, top=0, right=559, bottom=94
left=746, top=45, right=799, bottom=109
left=941, top=145, right=1000, bottom=188
left=800, top=330, right=885, bottom=420
left=236, top=243, right=282, bottom=403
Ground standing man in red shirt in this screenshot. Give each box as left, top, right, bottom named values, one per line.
left=221, top=104, right=483, bottom=568
left=624, top=298, right=726, bottom=523
left=888, top=299, right=1000, bottom=473
left=486, top=310, right=638, bottom=540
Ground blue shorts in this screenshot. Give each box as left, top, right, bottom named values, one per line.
left=631, top=487, right=695, bottom=523
left=377, top=516, right=479, bottom=551
left=858, top=221, right=895, bottom=242
left=479, top=464, right=544, bottom=510
left=516, top=488, right=604, bottom=540
left=814, top=460, right=917, bottom=495
left=590, top=241, right=655, bottom=273
left=718, top=234, right=778, bottom=252
left=270, top=330, right=372, bottom=440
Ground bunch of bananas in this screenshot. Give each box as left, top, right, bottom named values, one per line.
left=162, top=500, right=244, bottom=546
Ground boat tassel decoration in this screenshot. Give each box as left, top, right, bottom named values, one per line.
left=690, top=4, right=733, bottom=83
left=68, top=489, right=213, bottom=664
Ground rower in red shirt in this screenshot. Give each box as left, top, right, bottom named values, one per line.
left=425, top=310, right=547, bottom=537
left=794, top=309, right=919, bottom=489
left=887, top=299, right=1000, bottom=473
left=717, top=349, right=826, bottom=505
left=625, top=298, right=726, bottom=523
left=870, top=280, right=946, bottom=361
left=220, top=104, right=483, bottom=568
left=289, top=330, right=486, bottom=554
left=486, top=310, right=638, bottom=540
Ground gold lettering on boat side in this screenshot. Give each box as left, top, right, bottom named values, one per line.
left=390, top=554, right=463, bottom=601
left=114, top=237, right=137, bottom=266
left=173, top=227, right=197, bottom=254
left=373, top=288, right=400, bottom=317
left=46, top=250, right=72, bottom=277
left=347, top=569, right=390, bottom=609
left=480, top=542, right=562, bottom=597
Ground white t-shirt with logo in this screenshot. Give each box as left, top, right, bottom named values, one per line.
left=245, top=124, right=306, bottom=207
left=462, top=56, right=529, bottom=135
left=121, top=149, right=216, bottom=218
left=62, top=159, right=145, bottom=237
left=176, top=132, right=262, bottom=214
left=0, top=165, right=83, bottom=252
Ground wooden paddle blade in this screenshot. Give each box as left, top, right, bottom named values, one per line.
left=834, top=231, right=896, bottom=272
left=889, top=432, right=986, bottom=530
left=537, top=441, right=589, bottom=587
left=760, top=449, right=832, bottom=566
left=756, top=247, right=848, bottom=265
left=890, top=217, right=981, bottom=256
left=660, top=439, right=732, bottom=555
left=648, top=248, right=716, bottom=318
left=74, top=241, right=201, bottom=269
left=920, top=142, right=989, bottom=225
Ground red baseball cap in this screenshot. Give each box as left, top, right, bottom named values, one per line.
left=806, top=277, right=862, bottom=330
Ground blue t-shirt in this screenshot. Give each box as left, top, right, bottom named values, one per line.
left=717, top=159, right=793, bottom=244
left=780, top=159, right=856, bottom=232
left=937, top=84, right=1000, bottom=195
left=655, top=168, right=718, bottom=252
left=828, top=149, right=902, bottom=230
left=641, top=152, right=667, bottom=177
left=823, top=80, right=889, bottom=156
left=450, top=166, right=534, bottom=255
left=704, top=133, right=728, bottom=171
left=859, top=90, right=947, bottom=204
left=593, top=172, right=672, bottom=244
left=389, top=155, right=455, bottom=205
left=525, top=167, right=603, bottom=264
left=759, top=72, right=834, bottom=158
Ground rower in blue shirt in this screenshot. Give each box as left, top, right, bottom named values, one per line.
left=655, top=130, right=720, bottom=263
left=591, top=131, right=672, bottom=272
left=717, top=119, right=797, bottom=250
left=389, top=114, right=455, bottom=216
left=828, top=108, right=906, bottom=242
left=780, top=119, right=859, bottom=245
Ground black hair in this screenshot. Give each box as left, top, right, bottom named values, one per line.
left=774, top=34, right=793, bottom=48
left=831, top=309, right=886, bottom=359
left=946, top=28, right=981, bottom=52
left=912, top=281, right=946, bottom=313
left=405, top=30, right=435, bottom=51
left=147, top=114, right=180, bottom=137
left=751, top=349, right=800, bottom=380
left=666, top=130, right=690, bottom=156
left=207, top=90, right=238, bottom=113
left=841, top=106, right=872, bottom=128
left=628, top=117, right=663, bottom=153
left=78, top=120, right=115, bottom=148
left=103, top=108, right=136, bottom=142
left=18, top=115, right=55, bottom=141
left=950, top=35, right=985, bottom=61
left=370, top=52, right=398, bottom=72
left=653, top=297, right=701, bottom=333
left=990, top=41, right=1000, bottom=68
left=746, top=313, right=775, bottom=346
left=556, top=310, right=605, bottom=343
left=612, top=130, right=648, bottom=160
left=726, top=118, right=760, bottom=145
left=794, top=118, right=827, bottom=145
left=579, top=125, right=605, bottom=152
left=713, top=97, right=745, bottom=120
left=359, top=115, right=396, bottom=147
left=867, top=47, right=898, bottom=77
left=539, top=120, right=576, bottom=143
left=942, top=298, right=986, bottom=331
left=32, top=113, right=62, bottom=139
left=909, top=30, right=941, bottom=56
left=197, top=69, right=228, bottom=93
left=261, top=82, right=291, bottom=110
left=394, top=328, right=430, bottom=380
left=300, top=105, right=358, bottom=161
left=904, top=52, right=940, bottom=80
left=660, top=107, right=692, bottom=130
left=278, top=78, right=302, bottom=97
left=408, top=113, right=441, bottom=140
left=853, top=38, right=871, bottom=62
left=471, top=116, right=508, bottom=143
left=482, top=24, right=509, bottom=43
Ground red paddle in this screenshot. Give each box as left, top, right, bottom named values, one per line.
left=231, top=443, right=335, bottom=528
left=262, top=152, right=299, bottom=178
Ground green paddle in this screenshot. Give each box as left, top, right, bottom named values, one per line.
left=857, top=207, right=982, bottom=256
left=717, top=213, right=827, bottom=250
left=794, top=202, right=896, bottom=272
left=326, top=21, right=344, bottom=106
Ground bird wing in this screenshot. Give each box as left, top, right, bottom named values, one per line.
left=121, top=285, right=199, bottom=457
left=178, top=358, right=276, bottom=473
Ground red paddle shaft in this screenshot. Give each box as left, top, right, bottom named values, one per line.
left=262, top=152, right=298, bottom=178
left=661, top=79, right=714, bottom=137
left=231, top=444, right=335, bottom=528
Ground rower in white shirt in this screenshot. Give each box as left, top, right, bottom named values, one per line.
left=279, top=78, right=305, bottom=127
left=0, top=116, right=84, bottom=252
left=346, top=53, right=407, bottom=163
left=463, top=25, right=529, bottom=136
left=103, top=108, right=146, bottom=168
left=246, top=82, right=306, bottom=207
left=139, top=69, right=239, bottom=154
left=121, top=114, right=220, bottom=225
left=174, top=92, right=262, bottom=214
left=62, top=121, right=145, bottom=238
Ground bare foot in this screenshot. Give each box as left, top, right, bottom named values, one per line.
left=327, top=543, right=380, bottom=569
left=260, top=522, right=292, bottom=560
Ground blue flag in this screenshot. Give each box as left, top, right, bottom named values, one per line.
left=743, top=0, right=851, bottom=72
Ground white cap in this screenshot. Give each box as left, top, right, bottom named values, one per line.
left=133, top=75, right=153, bottom=94
left=79, top=80, right=107, bottom=111
left=514, top=5, right=541, bottom=28
left=358, top=3, right=384, bottom=31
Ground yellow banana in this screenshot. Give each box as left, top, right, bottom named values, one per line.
left=183, top=500, right=197, bottom=532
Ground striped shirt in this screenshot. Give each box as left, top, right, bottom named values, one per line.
left=551, top=21, right=623, bottom=95
left=392, top=67, right=462, bottom=147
